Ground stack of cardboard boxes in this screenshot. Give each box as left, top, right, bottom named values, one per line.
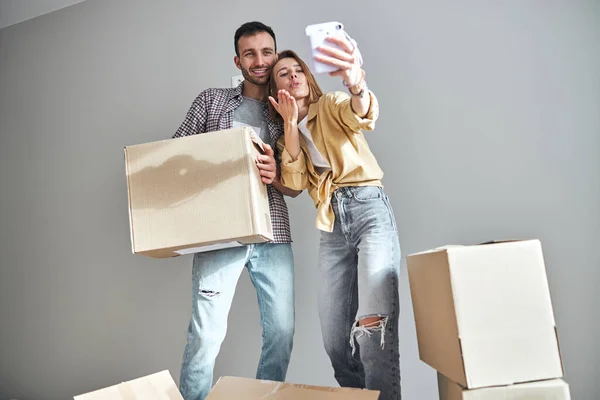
left=407, top=239, right=571, bottom=399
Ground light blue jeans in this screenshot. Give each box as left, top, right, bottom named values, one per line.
left=179, top=243, right=295, bottom=400
left=317, top=186, right=401, bottom=400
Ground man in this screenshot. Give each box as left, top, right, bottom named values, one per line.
left=172, top=21, right=300, bottom=400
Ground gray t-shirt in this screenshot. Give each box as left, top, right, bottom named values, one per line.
left=232, top=96, right=270, bottom=145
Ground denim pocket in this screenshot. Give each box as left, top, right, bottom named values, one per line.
left=353, top=186, right=382, bottom=202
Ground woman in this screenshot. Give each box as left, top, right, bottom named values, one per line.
left=268, top=38, right=401, bottom=400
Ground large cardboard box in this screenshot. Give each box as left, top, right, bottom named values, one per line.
left=74, top=372, right=379, bottom=400
left=206, top=376, right=380, bottom=399
left=407, top=239, right=564, bottom=389
left=438, top=373, right=571, bottom=400
left=74, top=370, right=182, bottom=399
left=124, top=127, right=273, bottom=258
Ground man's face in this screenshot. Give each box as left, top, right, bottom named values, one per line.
left=234, top=32, right=276, bottom=86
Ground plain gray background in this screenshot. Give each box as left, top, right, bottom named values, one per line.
left=1, top=0, right=598, bottom=399
left=0, top=0, right=87, bottom=29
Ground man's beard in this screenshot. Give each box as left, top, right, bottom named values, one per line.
left=240, top=65, right=270, bottom=86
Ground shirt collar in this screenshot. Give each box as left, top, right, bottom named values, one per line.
left=227, top=81, right=244, bottom=102
left=307, top=100, right=319, bottom=121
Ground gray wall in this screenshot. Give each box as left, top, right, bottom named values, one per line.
left=0, top=0, right=88, bottom=29
left=1, top=0, right=598, bottom=399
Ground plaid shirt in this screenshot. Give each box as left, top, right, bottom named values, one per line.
left=173, top=83, right=292, bottom=243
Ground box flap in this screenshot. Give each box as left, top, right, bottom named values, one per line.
left=74, top=370, right=182, bottom=400
left=206, top=376, right=379, bottom=399
left=407, top=250, right=465, bottom=385
left=246, top=126, right=266, bottom=155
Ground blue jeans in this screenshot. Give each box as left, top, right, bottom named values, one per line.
left=317, top=186, right=401, bottom=400
left=179, top=243, right=295, bottom=400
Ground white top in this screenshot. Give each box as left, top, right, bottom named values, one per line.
left=298, top=116, right=331, bottom=173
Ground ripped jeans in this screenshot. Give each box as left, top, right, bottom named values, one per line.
left=317, top=186, right=401, bottom=400
left=179, top=243, right=295, bottom=400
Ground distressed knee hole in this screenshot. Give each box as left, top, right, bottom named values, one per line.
left=349, top=314, right=389, bottom=355
left=199, top=289, right=220, bottom=298
left=358, top=316, right=385, bottom=327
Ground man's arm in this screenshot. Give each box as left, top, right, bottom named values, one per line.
left=256, top=143, right=302, bottom=197
left=173, top=92, right=209, bottom=138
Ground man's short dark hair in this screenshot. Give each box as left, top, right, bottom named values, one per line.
left=234, top=21, right=276, bottom=57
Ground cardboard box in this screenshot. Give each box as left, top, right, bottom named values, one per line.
left=124, top=127, right=273, bottom=258
left=74, top=370, right=182, bottom=399
left=206, top=376, right=380, bottom=399
left=74, top=372, right=379, bottom=400
left=438, top=373, right=571, bottom=400
left=407, top=239, right=563, bottom=389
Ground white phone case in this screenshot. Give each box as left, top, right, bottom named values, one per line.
left=305, top=21, right=346, bottom=74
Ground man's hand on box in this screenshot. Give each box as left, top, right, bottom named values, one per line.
left=256, top=143, right=276, bottom=184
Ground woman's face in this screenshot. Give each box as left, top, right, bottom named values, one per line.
left=272, top=57, right=310, bottom=100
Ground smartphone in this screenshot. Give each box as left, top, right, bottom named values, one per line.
left=305, top=21, right=346, bottom=74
